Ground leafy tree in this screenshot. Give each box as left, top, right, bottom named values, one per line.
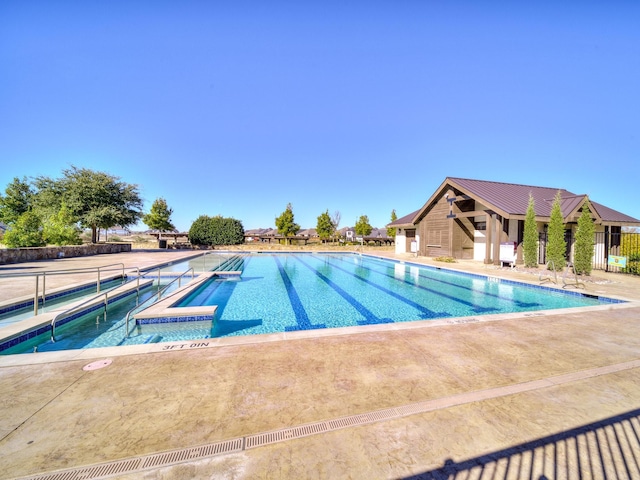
left=43, top=203, right=82, bottom=246
left=355, top=215, right=373, bottom=237
left=545, top=191, right=566, bottom=271
left=573, top=199, right=595, bottom=275
left=53, top=166, right=143, bottom=243
left=275, top=203, right=300, bottom=244
left=0, top=177, right=34, bottom=225
left=387, top=209, right=397, bottom=238
left=3, top=211, right=45, bottom=248
left=143, top=197, right=176, bottom=238
left=316, top=210, right=334, bottom=242
left=523, top=194, right=539, bottom=267
left=188, top=215, right=244, bottom=246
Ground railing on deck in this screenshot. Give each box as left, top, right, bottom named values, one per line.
left=51, top=291, right=109, bottom=342
left=124, top=268, right=196, bottom=338
left=0, top=263, right=127, bottom=316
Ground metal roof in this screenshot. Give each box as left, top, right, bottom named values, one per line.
left=390, top=177, right=640, bottom=226
left=449, top=177, right=570, bottom=217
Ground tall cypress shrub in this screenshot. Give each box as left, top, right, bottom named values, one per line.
left=573, top=199, right=595, bottom=275
left=545, top=191, right=566, bottom=271
left=523, top=194, right=538, bottom=267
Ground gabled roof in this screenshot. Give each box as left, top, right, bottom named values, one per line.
left=298, top=228, right=318, bottom=237
left=389, top=177, right=640, bottom=227
left=388, top=209, right=420, bottom=228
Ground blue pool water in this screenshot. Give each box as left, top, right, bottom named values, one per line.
left=3, top=253, right=620, bottom=354
left=176, top=253, right=612, bottom=337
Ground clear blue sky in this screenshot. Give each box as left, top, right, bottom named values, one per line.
left=1, top=1, right=639, bottom=232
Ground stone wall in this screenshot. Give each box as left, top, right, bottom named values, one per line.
left=0, top=243, right=132, bottom=265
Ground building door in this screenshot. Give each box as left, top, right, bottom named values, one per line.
left=405, top=229, right=416, bottom=253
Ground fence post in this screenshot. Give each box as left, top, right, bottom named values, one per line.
left=604, top=227, right=610, bottom=272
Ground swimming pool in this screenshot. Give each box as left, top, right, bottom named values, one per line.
left=1, top=253, right=622, bottom=354
left=175, top=253, right=615, bottom=337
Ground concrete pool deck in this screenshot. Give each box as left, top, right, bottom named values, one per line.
left=0, top=248, right=639, bottom=479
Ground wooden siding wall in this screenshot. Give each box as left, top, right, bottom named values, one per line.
left=417, top=190, right=476, bottom=259
left=419, top=194, right=450, bottom=257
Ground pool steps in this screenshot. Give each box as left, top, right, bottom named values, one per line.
left=128, top=257, right=246, bottom=331
left=0, top=279, right=154, bottom=353
left=0, top=255, right=246, bottom=354
left=132, top=272, right=220, bottom=331
left=210, top=254, right=245, bottom=272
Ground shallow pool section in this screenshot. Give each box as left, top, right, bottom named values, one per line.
left=175, top=253, right=618, bottom=338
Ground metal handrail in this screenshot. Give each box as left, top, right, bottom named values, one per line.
left=0, top=263, right=126, bottom=316
left=539, top=260, right=558, bottom=284
left=124, top=268, right=196, bottom=338
left=200, top=251, right=228, bottom=272
left=563, top=262, right=585, bottom=289
left=51, top=291, right=109, bottom=342
left=124, top=266, right=142, bottom=301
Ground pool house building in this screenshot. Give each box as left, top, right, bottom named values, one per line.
left=388, top=177, right=640, bottom=268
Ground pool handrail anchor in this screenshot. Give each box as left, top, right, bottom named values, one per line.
left=539, top=260, right=558, bottom=285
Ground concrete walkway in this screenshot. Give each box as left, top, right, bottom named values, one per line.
left=1, top=249, right=639, bottom=479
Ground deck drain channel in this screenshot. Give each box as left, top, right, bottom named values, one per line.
left=18, top=359, right=640, bottom=480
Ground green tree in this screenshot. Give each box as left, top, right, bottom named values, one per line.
left=355, top=215, right=373, bottom=237
left=53, top=166, right=143, bottom=243
left=573, top=199, right=595, bottom=275
left=275, top=203, right=300, bottom=244
left=188, top=215, right=244, bottom=246
left=316, top=210, right=334, bottom=243
left=0, top=177, right=34, bottom=225
left=43, top=203, right=82, bottom=246
left=143, top=197, right=176, bottom=239
left=387, top=209, right=397, bottom=238
left=545, top=191, right=566, bottom=271
left=523, top=194, right=539, bottom=267
left=3, top=211, right=45, bottom=248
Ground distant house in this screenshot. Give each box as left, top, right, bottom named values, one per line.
left=298, top=228, right=318, bottom=238
left=388, top=177, right=640, bottom=266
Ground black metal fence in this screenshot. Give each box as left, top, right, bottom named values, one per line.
left=538, top=231, right=640, bottom=275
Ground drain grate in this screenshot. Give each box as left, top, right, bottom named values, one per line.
left=246, top=422, right=328, bottom=448
left=20, top=439, right=243, bottom=480
left=141, top=439, right=243, bottom=468
left=21, top=359, right=640, bottom=480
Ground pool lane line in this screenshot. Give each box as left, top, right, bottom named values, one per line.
left=292, top=255, right=395, bottom=326
left=294, top=255, right=446, bottom=323
left=325, top=254, right=498, bottom=314
left=273, top=256, right=326, bottom=332
left=356, top=255, right=568, bottom=309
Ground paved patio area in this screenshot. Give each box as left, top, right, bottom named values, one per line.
left=1, top=249, right=639, bottom=479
